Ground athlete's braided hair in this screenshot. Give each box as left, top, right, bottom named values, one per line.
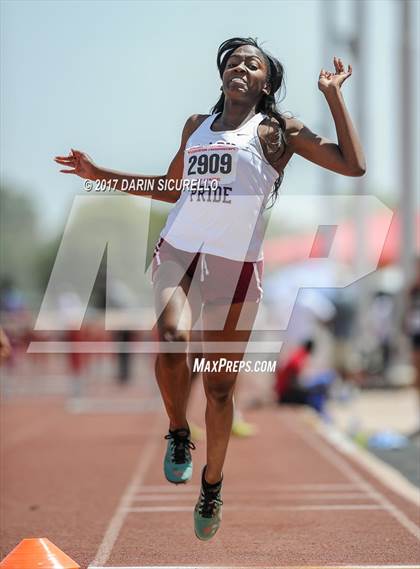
left=211, top=37, right=288, bottom=207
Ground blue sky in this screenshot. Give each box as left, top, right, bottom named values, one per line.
left=1, top=0, right=419, bottom=236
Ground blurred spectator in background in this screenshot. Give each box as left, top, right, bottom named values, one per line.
left=0, top=278, right=27, bottom=314
left=0, top=326, right=12, bottom=361
left=275, top=337, right=336, bottom=417
left=94, top=270, right=138, bottom=386
left=275, top=339, right=315, bottom=405
left=404, top=258, right=420, bottom=437
left=369, top=290, right=396, bottom=375
left=56, top=289, right=87, bottom=397
left=0, top=279, right=31, bottom=371
left=114, top=329, right=134, bottom=385
left=331, top=295, right=360, bottom=382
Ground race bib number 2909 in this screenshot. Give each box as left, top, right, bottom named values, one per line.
left=185, top=144, right=239, bottom=185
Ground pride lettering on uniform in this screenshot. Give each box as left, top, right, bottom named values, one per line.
left=189, top=186, right=232, bottom=204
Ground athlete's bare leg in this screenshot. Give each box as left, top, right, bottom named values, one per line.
left=153, top=262, right=202, bottom=431
left=201, top=300, right=258, bottom=483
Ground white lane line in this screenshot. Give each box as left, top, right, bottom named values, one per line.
left=316, top=414, right=420, bottom=507
left=135, top=485, right=201, bottom=492
left=88, top=566, right=420, bottom=569
left=286, top=415, right=420, bottom=541
left=90, top=413, right=165, bottom=568
left=131, top=493, right=371, bottom=501
left=124, top=504, right=385, bottom=513
left=132, top=493, right=197, bottom=500
left=134, top=483, right=360, bottom=493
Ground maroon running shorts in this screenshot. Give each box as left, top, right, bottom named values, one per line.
left=151, top=237, right=264, bottom=305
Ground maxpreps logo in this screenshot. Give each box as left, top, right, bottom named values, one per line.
left=193, top=357, right=276, bottom=374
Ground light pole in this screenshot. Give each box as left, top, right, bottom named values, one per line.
left=400, top=0, right=417, bottom=287
left=352, top=0, right=370, bottom=348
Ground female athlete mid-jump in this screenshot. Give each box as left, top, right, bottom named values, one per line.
left=55, top=37, right=365, bottom=541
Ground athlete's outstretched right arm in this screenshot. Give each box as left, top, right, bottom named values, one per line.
left=54, top=115, right=207, bottom=204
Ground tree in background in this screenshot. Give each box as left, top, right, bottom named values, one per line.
left=1, top=186, right=168, bottom=309
left=0, top=185, right=41, bottom=305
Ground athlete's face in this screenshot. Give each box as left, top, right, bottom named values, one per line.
left=222, top=45, right=270, bottom=101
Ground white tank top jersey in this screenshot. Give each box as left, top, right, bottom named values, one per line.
left=160, top=112, right=280, bottom=262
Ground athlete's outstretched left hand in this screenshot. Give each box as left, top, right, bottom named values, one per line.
left=318, top=57, right=352, bottom=93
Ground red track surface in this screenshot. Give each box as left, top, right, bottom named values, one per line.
left=1, top=392, right=419, bottom=568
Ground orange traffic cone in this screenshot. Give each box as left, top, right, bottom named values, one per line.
left=0, top=538, right=80, bottom=568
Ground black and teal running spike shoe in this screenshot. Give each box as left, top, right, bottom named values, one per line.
left=163, top=428, right=195, bottom=484
left=194, top=466, right=223, bottom=540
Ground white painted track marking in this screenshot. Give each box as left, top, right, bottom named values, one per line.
left=88, top=564, right=420, bottom=569
left=90, top=409, right=419, bottom=569
left=131, top=492, right=371, bottom=501
left=286, top=415, right=420, bottom=541
left=137, top=484, right=360, bottom=496
left=312, top=411, right=420, bottom=507
left=133, top=490, right=368, bottom=501
left=133, top=483, right=362, bottom=493
left=125, top=504, right=385, bottom=513
left=90, top=413, right=165, bottom=568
